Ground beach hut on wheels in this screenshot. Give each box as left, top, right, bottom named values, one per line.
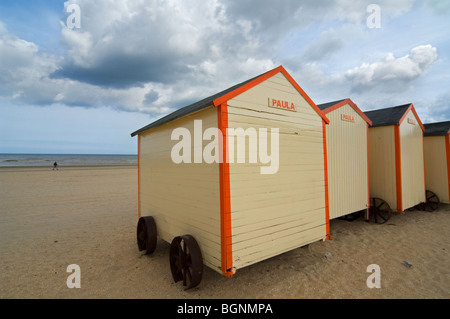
left=364, top=103, right=426, bottom=223
left=316, top=99, right=372, bottom=221
left=130, top=65, right=331, bottom=289
left=423, top=121, right=450, bottom=207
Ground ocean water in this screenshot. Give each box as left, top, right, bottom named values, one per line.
left=0, top=154, right=137, bottom=167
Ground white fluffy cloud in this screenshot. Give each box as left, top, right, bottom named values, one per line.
left=346, top=45, right=438, bottom=93
left=0, top=24, right=62, bottom=102
left=0, top=0, right=443, bottom=118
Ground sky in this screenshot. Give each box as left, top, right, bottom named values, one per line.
left=0, top=0, right=449, bottom=154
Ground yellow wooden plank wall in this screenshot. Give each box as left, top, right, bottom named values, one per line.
left=399, top=110, right=426, bottom=209
left=226, top=72, right=327, bottom=270
left=139, top=107, right=222, bottom=273
left=368, top=126, right=397, bottom=210
left=326, top=104, right=369, bottom=219
left=424, top=136, right=449, bottom=203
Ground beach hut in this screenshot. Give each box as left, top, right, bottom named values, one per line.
left=130, top=65, right=331, bottom=289
left=423, top=121, right=450, bottom=206
left=316, top=99, right=372, bottom=221
left=364, top=103, right=426, bottom=221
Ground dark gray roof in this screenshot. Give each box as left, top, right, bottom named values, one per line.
left=316, top=99, right=347, bottom=111
left=424, top=121, right=450, bottom=136
left=364, top=104, right=411, bottom=127
left=131, top=69, right=273, bottom=137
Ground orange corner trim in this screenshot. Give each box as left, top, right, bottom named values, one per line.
left=394, top=126, right=403, bottom=213
left=446, top=135, right=450, bottom=202
left=217, top=102, right=233, bottom=277
left=366, top=124, right=370, bottom=220
left=422, top=131, right=426, bottom=201
left=322, top=121, right=331, bottom=239
left=137, top=134, right=141, bottom=219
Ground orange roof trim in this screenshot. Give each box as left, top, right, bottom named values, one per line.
left=320, top=98, right=373, bottom=126
left=398, top=103, right=425, bottom=132
left=212, top=65, right=330, bottom=124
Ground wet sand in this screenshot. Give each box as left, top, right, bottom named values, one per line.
left=1, top=166, right=449, bottom=299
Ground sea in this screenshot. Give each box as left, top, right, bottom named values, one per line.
left=0, top=153, right=137, bottom=167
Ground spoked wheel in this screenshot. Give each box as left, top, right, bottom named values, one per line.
left=424, top=190, right=440, bottom=212
left=137, top=216, right=157, bottom=255
left=369, top=198, right=392, bottom=224
left=169, top=235, right=203, bottom=290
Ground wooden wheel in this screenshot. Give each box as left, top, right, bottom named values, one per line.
left=137, top=216, right=157, bottom=254
left=169, top=235, right=203, bottom=290
left=424, top=190, right=440, bottom=212
left=369, top=198, right=392, bottom=224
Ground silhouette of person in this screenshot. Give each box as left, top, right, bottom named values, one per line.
left=53, top=161, right=58, bottom=170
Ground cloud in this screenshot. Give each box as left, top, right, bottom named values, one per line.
left=299, top=26, right=355, bottom=62
left=54, top=0, right=235, bottom=88
left=346, top=45, right=438, bottom=93
left=417, top=92, right=450, bottom=122
left=54, top=0, right=419, bottom=90
left=221, top=0, right=416, bottom=31
left=0, top=0, right=442, bottom=119
left=51, top=0, right=375, bottom=104
left=0, top=24, right=62, bottom=102
left=425, top=0, right=450, bottom=15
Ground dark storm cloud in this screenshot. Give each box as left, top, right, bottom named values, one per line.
left=51, top=54, right=189, bottom=88
left=54, top=0, right=344, bottom=90
left=0, top=0, right=445, bottom=121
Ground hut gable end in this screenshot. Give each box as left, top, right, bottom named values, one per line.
left=131, top=66, right=329, bottom=137
left=364, top=103, right=424, bottom=131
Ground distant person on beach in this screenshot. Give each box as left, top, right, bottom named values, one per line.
left=53, top=161, right=58, bottom=170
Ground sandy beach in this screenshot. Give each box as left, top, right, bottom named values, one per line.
left=0, top=165, right=449, bottom=299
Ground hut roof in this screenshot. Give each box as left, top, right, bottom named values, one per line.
left=424, top=121, right=450, bottom=136
left=364, top=103, right=424, bottom=131
left=131, top=66, right=328, bottom=136
left=317, top=98, right=372, bottom=125
left=316, top=99, right=347, bottom=112
left=364, top=104, right=411, bottom=127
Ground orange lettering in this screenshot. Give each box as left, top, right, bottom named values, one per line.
left=341, top=114, right=355, bottom=122
left=268, top=98, right=296, bottom=112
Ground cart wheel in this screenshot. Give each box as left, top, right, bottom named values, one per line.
left=169, top=235, right=203, bottom=290
left=424, top=190, right=440, bottom=212
left=369, top=198, right=392, bottom=224
left=137, top=216, right=157, bottom=255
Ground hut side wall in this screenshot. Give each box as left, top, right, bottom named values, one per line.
left=424, top=136, right=449, bottom=204
left=138, top=106, right=222, bottom=273
left=368, top=126, right=397, bottom=210
left=325, top=103, right=369, bottom=219
left=226, top=72, right=327, bottom=270
left=399, top=110, right=426, bottom=210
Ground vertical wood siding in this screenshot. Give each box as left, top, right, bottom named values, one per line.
left=139, top=107, right=222, bottom=273
left=326, top=104, right=369, bottom=219
left=399, top=110, right=426, bottom=209
left=368, top=126, right=398, bottom=210
left=226, top=73, right=327, bottom=270
left=424, top=136, right=449, bottom=203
